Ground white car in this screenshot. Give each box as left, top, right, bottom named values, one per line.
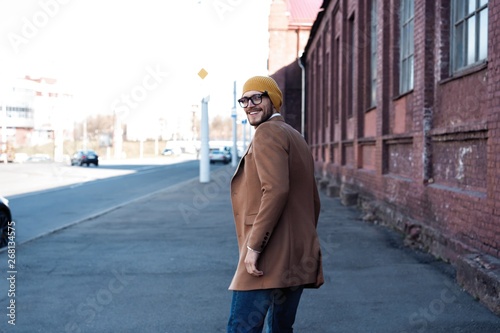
left=209, top=149, right=231, bottom=164
left=161, top=148, right=174, bottom=156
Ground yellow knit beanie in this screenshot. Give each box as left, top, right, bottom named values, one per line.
left=242, top=76, right=282, bottom=112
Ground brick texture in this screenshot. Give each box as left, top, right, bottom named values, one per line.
left=297, top=0, right=500, bottom=314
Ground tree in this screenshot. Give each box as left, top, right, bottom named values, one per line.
left=74, top=114, right=114, bottom=141
left=210, top=115, right=232, bottom=140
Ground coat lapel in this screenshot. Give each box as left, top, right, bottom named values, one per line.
left=232, top=142, right=252, bottom=180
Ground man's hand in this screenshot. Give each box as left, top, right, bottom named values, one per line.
left=244, top=249, right=263, bottom=277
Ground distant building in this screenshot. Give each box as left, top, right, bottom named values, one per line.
left=0, top=77, right=35, bottom=147
left=0, top=76, right=74, bottom=151
left=302, top=0, right=500, bottom=314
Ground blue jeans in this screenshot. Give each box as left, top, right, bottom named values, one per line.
left=227, top=286, right=304, bottom=333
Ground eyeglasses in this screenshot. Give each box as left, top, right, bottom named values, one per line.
left=238, top=91, right=268, bottom=108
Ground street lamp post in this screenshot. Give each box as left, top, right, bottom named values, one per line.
left=197, top=68, right=210, bottom=183
left=199, top=96, right=210, bottom=183
left=242, top=119, right=247, bottom=152
left=231, top=81, right=238, bottom=167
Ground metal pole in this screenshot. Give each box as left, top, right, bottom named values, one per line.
left=199, top=96, right=210, bottom=183
left=231, top=81, right=238, bottom=167
left=242, top=119, right=247, bottom=152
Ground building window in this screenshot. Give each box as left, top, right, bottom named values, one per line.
left=370, top=0, right=377, bottom=107
left=400, top=0, right=414, bottom=94
left=6, top=106, right=33, bottom=119
left=347, top=14, right=355, bottom=118
left=334, top=37, right=340, bottom=124
left=451, top=0, right=488, bottom=72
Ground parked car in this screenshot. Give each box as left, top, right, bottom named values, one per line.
left=161, top=148, right=174, bottom=156
left=222, top=146, right=233, bottom=160
left=0, top=196, right=12, bottom=248
left=71, top=150, right=99, bottom=166
left=209, top=149, right=231, bottom=164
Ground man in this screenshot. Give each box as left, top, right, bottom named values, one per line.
left=227, top=76, right=323, bottom=333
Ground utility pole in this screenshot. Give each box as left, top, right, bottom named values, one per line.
left=198, top=68, right=210, bottom=183
left=200, top=96, right=210, bottom=183
left=242, top=119, right=247, bottom=152
left=231, top=81, right=238, bottom=167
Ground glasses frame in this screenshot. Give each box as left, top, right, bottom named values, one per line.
left=238, top=91, right=269, bottom=108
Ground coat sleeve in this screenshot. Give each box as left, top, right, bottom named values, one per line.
left=246, top=123, right=289, bottom=252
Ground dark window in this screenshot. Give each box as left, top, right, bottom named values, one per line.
left=451, top=0, right=488, bottom=72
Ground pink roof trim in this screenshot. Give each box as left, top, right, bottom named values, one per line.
left=287, top=0, right=322, bottom=26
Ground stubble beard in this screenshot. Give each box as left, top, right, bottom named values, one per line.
left=248, top=109, right=272, bottom=128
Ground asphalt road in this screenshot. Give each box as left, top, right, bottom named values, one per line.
left=0, top=156, right=226, bottom=245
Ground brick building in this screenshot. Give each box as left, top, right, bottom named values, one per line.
left=268, top=0, right=322, bottom=132
left=301, top=0, right=500, bottom=314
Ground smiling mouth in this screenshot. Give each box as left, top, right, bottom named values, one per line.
left=247, top=109, right=261, bottom=116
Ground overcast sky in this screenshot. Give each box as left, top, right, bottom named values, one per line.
left=0, top=0, right=271, bottom=123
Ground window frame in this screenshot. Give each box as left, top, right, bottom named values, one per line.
left=450, top=0, right=488, bottom=73
left=399, top=0, right=414, bottom=94
left=369, top=0, right=378, bottom=107
left=347, top=14, right=355, bottom=119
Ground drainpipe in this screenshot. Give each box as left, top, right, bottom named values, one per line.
left=298, top=54, right=306, bottom=137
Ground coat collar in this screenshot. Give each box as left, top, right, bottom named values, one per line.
left=268, top=113, right=283, bottom=121
left=232, top=113, right=285, bottom=180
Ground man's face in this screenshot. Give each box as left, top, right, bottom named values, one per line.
left=241, top=90, right=275, bottom=127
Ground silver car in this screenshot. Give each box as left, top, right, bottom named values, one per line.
left=209, top=149, right=231, bottom=164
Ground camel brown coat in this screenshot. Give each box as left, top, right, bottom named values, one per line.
left=229, top=116, right=324, bottom=291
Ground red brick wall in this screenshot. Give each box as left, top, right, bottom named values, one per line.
left=486, top=0, right=500, bottom=248
left=302, top=0, right=500, bottom=312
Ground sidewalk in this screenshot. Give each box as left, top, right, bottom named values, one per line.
left=1, top=165, right=499, bottom=332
